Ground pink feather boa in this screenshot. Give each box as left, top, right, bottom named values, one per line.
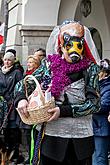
left=48, top=54, right=90, bottom=98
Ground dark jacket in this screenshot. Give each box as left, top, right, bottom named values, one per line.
left=0, top=64, right=23, bottom=128
left=93, top=76, right=110, bottom=136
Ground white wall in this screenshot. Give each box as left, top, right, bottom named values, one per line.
left=22, top=0, right=61, bottom=26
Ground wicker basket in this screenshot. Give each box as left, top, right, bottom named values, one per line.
left=17, top=75, right=55, bottom=125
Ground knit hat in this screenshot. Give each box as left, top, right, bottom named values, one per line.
left=3, top=52, right=15, bottom=62
left=6, top=49, right=16, bottom=57
left=100, top=59, right=110, bottom=73
left=100, top=59, right=110, bottom=68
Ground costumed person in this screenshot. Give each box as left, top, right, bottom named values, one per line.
left=0, top=51, right=23, bottom=163
left=93, top=59, right=110, bottom=165
left=15, top=20, right=100, bottom=165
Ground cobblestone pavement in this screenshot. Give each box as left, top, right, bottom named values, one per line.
left=7, top=144, right=29, bottom=165
left=5, top=144, right=110, bottom=165
left=5, top=154, right=110, bottom=165
left=17, top=144, right=29, bottom=165
left=8, top=159, right=110, bottom=165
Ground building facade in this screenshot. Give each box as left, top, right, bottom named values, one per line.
left=0, top=0, right=110, bottom=67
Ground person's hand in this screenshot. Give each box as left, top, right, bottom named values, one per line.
left=108, top=114, right=110, bottom=122
left=98, top=71, right=107, bottom=81
left=47, top=107, right=60, bottom=122
left=17, top=99, right=29, bottom=118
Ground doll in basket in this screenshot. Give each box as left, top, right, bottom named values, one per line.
left=15, top=20, right=100, bottom=165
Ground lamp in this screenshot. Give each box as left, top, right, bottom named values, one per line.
left=80, top=0, right=91, bottom=17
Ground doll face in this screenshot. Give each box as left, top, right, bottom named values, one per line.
left=63, top=33, right=84, bottom=63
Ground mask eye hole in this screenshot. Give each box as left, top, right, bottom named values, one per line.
left=77, top=43, right=82, bottom=49
left=66, top=42, right=73, bottom=50
left=63, top=33, right=71, bottom=42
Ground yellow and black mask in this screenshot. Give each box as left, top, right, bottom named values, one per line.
left=63, top=33, right=84, bottom=63
left=59, top=22, right=85, bottom=63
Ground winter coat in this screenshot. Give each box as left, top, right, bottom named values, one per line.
left=0, top=64, right=23, bottom=128
left=93, top=76, right=110, bottom=136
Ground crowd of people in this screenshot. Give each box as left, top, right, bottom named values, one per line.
left=0, top=48, right=46, bottom=164
left=0, top=20, right=110, bottom=165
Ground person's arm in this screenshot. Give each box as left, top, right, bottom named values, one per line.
left=14, top=79, right=29, bottom=118
left=14, top=79, right=27, bottom=107
left=100, top=86, right=110, bottom=113
left=95, top=77, right=110, bottom=114
left=15, top=69, right=23, bottom=82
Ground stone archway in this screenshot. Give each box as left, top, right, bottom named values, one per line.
left=89, top=27, right=102, bottom=59
left=74, top=0, right=110, bottom=59
left=58, top=0, right=79, bottom=25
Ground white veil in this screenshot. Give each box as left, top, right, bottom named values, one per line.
left=84, top=26, right=100, bottom=64
left=46, top=26, right=60, bottom=55
left=46, top=21, right=100, bottom=64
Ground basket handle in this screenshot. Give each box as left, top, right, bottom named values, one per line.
left=24, top=75, right=45, bottom=104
